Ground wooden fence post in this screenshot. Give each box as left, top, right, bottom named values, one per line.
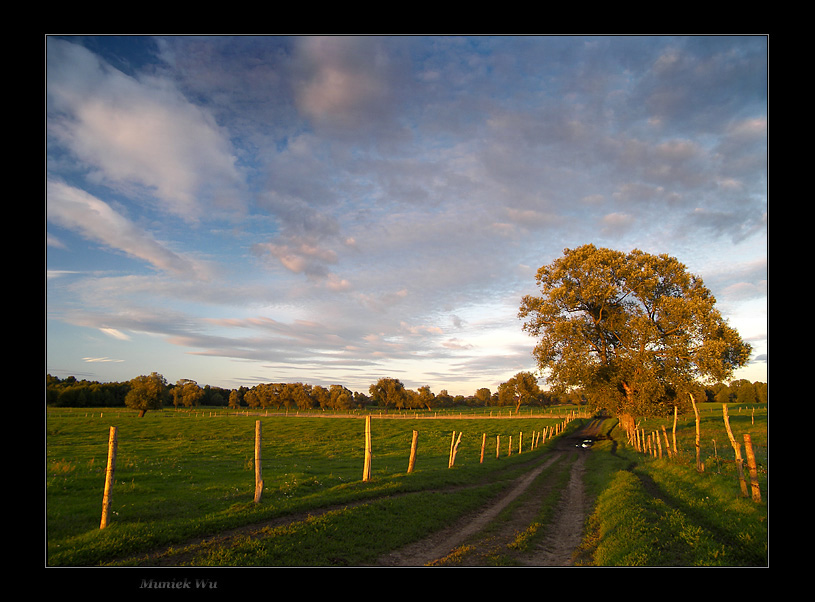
left=407, top=430, right=419, bottom=473
left=254, top=420, right=263, bottom=503
left=480, top=433, right=486, bottom=464
left=100, top=426, right=118, bottom=529
left=661, top=426, right=672, bottom=459
left=363, top=415, right=372, bottom=482
left=722, top=404, right=748, bottom=497
left=691, top=394, right=702, bottom=472
left=743, top=433, right=762, bottom=502
left=672, top=405, right=679, bottom=456
left=712, top=439, right=720, bottom=473
left=449, top=431, right=462, bottom=467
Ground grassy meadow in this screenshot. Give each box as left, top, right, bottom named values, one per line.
left=45, top=403, right=767, bottom=567
left=46, top=406, right=578, bottom=566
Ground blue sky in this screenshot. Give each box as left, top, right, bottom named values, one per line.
left=46, top=35, right=768, bottom=396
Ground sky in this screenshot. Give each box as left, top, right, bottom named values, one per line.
left=45, top=35, right=768, bottom=396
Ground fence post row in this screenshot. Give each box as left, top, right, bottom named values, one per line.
left=97, top=414, right=580, bottom=526
left=623, top=403, right=763, bottom=503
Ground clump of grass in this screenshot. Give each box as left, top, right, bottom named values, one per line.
left=50, top=459, right=76, bottom=474
left=427, top=545, right=476, bottom=566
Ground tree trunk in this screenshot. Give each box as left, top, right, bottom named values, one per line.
left=619, top=413, right=636, bottom=442
left=621, top=381, right=635, bottom=411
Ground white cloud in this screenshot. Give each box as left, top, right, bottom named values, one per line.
left=46, top=179, right=212, bottom=279
left=601, top=212, right=635, bottom=235
left=290, top=36, right=405, bottom=139
left=46, top=37, right=244, bottom=221
left=100, top=328, right=130, bottom=341
left=255, top=238, right=338, bottom=276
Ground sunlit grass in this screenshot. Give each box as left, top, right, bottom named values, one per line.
left=577, top=408, right=767, bottom=567
left=46, top=408, right=572, bottom=566
left=46, top=404, right=766, bottom=567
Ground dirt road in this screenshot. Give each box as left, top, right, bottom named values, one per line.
left=378, top=421, right=604, bottom=566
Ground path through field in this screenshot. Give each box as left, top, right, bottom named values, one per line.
left=377, top=420, right=604, bottom=566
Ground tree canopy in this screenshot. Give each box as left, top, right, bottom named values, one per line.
left=172, top=378, right=205, bottom=408
left=497, top=371, right=541, bottom=412
left=125, top=372, right=170, bottom=417
left=518, top=244, right=752, bottom=417
left=369, top=377, right=409, bottom=409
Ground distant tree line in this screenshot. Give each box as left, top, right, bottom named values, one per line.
left=46, top=372, right=767, bottom=415
left=230, top=382, right=368, bottom=411
left=46, top=374, right=230, bottom=410
left=708, top=379, right=767, bottom=404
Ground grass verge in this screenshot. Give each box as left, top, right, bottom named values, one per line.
left=576, top=425, right=767, bottom=567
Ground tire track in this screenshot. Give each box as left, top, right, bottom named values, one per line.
left=378, top=452, right=566, bottom=566
left=380, top=422, right=602, bottom=567
left=519, top=450, right=588, bottom=566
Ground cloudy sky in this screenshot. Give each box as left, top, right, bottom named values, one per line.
left=45, top=35, right=768, bottom=395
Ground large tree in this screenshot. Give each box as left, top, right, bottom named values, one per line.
left=125, top=372, right=170, bottom=417
left=497, top=372, right=541, bottom=412
left=172, top=378, right=204, bottom=408
left=518, top=244, right=752, bottom=417
left=329, top=384, right=355, bottom=410
left=416, top=385, right=435, bottom=410
left=369, top=377, right=408, bottom=409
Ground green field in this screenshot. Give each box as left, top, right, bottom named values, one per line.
left=46, top=407, right=577, bottom=566
left=45, top=404, right=767, bottom=567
